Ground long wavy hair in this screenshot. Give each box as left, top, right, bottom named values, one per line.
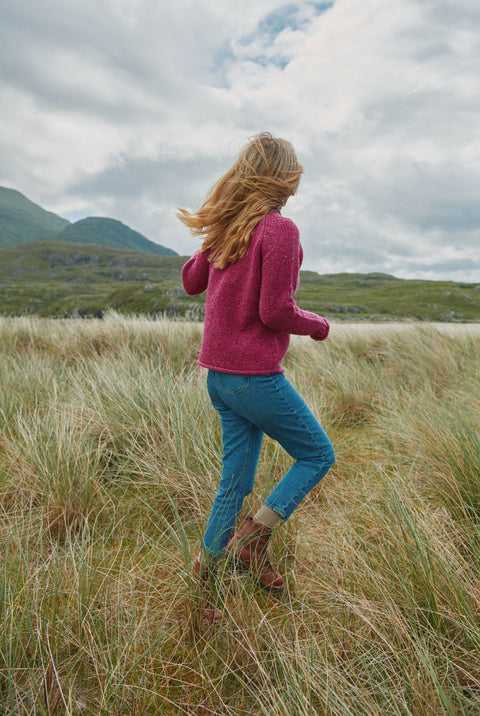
left=177, top=132, right=303, bottom=269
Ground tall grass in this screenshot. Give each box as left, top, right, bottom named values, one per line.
left=0, top=313, right=479, bottom=714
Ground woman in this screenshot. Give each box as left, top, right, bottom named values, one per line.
left=179, top=132, right=335, bottom=623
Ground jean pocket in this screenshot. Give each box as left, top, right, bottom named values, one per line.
left=218, top=373, right=251, bottom=395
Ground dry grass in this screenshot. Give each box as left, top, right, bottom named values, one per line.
left=0, top=313, right=479, bottom=714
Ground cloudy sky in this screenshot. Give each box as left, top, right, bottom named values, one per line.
left=1, top=0, right=479, bottom=281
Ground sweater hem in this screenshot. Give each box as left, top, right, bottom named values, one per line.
left=197, top=360, right=284, bottom=375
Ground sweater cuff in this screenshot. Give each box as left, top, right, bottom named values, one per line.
left=310, top=319, right=330, bottom=341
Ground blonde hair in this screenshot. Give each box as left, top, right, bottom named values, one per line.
left=177, top=132, right=303, bottom=269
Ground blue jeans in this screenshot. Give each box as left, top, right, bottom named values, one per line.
left=203, top=370, right=335, bottom=556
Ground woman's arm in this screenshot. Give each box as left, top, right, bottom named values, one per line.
left=181, top=250, right=210, bottom=295
left=259, top=216, right=329, bottom=340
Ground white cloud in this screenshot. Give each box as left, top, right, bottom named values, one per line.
left=0, top=0, right=479, bottom=279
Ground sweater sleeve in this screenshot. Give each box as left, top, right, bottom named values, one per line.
left=181, top=250, right=210, bottom=295
left=259, top=216, right=330, bottom=340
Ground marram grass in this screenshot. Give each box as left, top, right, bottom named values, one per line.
left=0, top=314, right=480, bottom=714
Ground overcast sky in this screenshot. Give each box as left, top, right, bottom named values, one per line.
left=1, top=0, right=479, bottom=281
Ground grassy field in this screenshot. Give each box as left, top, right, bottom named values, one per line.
left=1, top=315, right=480, bottom=714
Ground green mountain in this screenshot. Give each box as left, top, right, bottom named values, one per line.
left=0, top=186, right=178, bottom=256
left=1, top=239, right=479, bottom=321
left=56, top=217, right=177, bottom=255
left=0, top=187, right=69, bottom=247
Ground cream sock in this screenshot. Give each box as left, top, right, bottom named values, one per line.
left=253, top=505, right=283, bottom=530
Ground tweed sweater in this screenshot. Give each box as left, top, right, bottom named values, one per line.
left=181, top=211, right=330, bottom=375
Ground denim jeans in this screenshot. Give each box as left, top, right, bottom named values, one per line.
left=203, top=370, right=335, bottom=556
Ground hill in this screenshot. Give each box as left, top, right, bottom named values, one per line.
left=0, top=186, right=177, bottom=256
left=0, top=240, right=190, bottom=317
left=56, top=217, right=177, bottom=255
left=0, top=186, right=69, bottom=247
left=0, top=239, right=479, bottom=320
left=295, top=271, right=480, bottom=322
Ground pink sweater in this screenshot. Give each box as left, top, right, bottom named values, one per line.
left=181, top=211, right=330, bottom=374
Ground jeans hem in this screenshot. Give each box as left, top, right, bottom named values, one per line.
left=202, top=540, right=227, bottom=559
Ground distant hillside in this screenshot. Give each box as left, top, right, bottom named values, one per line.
left=0, top=240, right=189, bottom=318
left=0, top=186, right=178, bottom=256
left=56, top=217, right=177, bottom=255
left=0, top=187, right=69, bottom=247
left=1, top=239, right=479, bottom=321
left=295, top=271, right=480, bottom=322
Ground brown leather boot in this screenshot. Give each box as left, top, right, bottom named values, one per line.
left=226, top=516, right=285, bottom=592
left=190, top=556, right=223, bottom=632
